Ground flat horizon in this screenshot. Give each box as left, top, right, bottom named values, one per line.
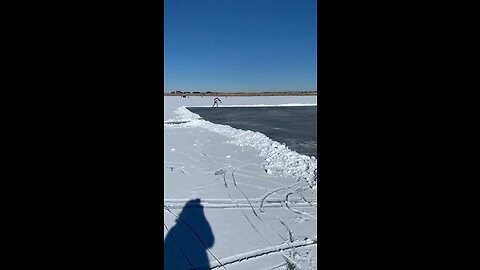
left=164, top=90, right=317, bottom=97
left=163, top=89, right=317, bottom=93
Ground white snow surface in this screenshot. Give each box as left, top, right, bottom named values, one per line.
left=164, top=96, right=317, bottom=269
left=188, top=103, right=317, bottom=108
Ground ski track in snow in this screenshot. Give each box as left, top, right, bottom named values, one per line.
left=215, top=168, right=315, bottom=270
left=164, top=199, right=317, bottom=209
left=207, top=238, right=317, bottom=269
left=164, top=98, right=317, bottom=269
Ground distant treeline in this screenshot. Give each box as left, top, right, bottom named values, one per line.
left=164, top=91, right=317, bottom=97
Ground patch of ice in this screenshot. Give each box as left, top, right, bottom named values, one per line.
left=167, top=106, right=317, bottom=188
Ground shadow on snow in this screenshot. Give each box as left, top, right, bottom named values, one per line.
left=164, top=199, right=214, bottom=270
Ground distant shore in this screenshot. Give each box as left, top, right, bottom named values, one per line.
left=164, top=91, right=317, bottom=97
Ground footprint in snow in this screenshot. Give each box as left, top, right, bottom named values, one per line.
left=214, top=168, right=227, bottom=175
left=290, top=216, right=310, bottom=223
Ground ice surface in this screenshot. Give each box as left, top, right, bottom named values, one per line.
left=164, top=96, right=317, bottom=269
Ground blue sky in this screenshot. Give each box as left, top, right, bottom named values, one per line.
left=164, top=0, right=317, bottom=92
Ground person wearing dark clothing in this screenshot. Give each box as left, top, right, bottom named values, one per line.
left=212, top=97, right=222, bottom=108
left=164, top=199, right=214, bottom=270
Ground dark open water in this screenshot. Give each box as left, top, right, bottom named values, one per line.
left=187, top=106, right=317, bottom=158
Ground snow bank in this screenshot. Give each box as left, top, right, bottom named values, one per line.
left=166, top=106, right=317, bottom=188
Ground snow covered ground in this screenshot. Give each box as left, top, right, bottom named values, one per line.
left=164, top=96, right=317, bottom=269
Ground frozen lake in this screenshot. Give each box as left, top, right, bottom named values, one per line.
left=164, top=96, right=317, bottom=269
left=187, top=106, right=317, bottom=158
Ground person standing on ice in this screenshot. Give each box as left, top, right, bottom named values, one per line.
left=212, top=97, right=221, bottom=108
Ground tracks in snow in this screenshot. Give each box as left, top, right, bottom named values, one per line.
left=163, top=172, right=317, bottom=269
left=206, top=238, right=317, bottom=269
left=164, top=198, right=317, bottom=209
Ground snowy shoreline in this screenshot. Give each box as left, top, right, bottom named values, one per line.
left=167, top=106, right=317, bottom=189
left=164, top=96, right=317, bottom=269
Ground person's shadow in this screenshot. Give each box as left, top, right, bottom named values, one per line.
left=164, top=199, right=214, bottom=270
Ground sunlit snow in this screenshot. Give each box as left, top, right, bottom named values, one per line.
left=164, top=96, right=317, bottom=270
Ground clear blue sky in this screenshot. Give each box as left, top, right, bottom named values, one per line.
left=164, top=0, right=317, bottom=92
